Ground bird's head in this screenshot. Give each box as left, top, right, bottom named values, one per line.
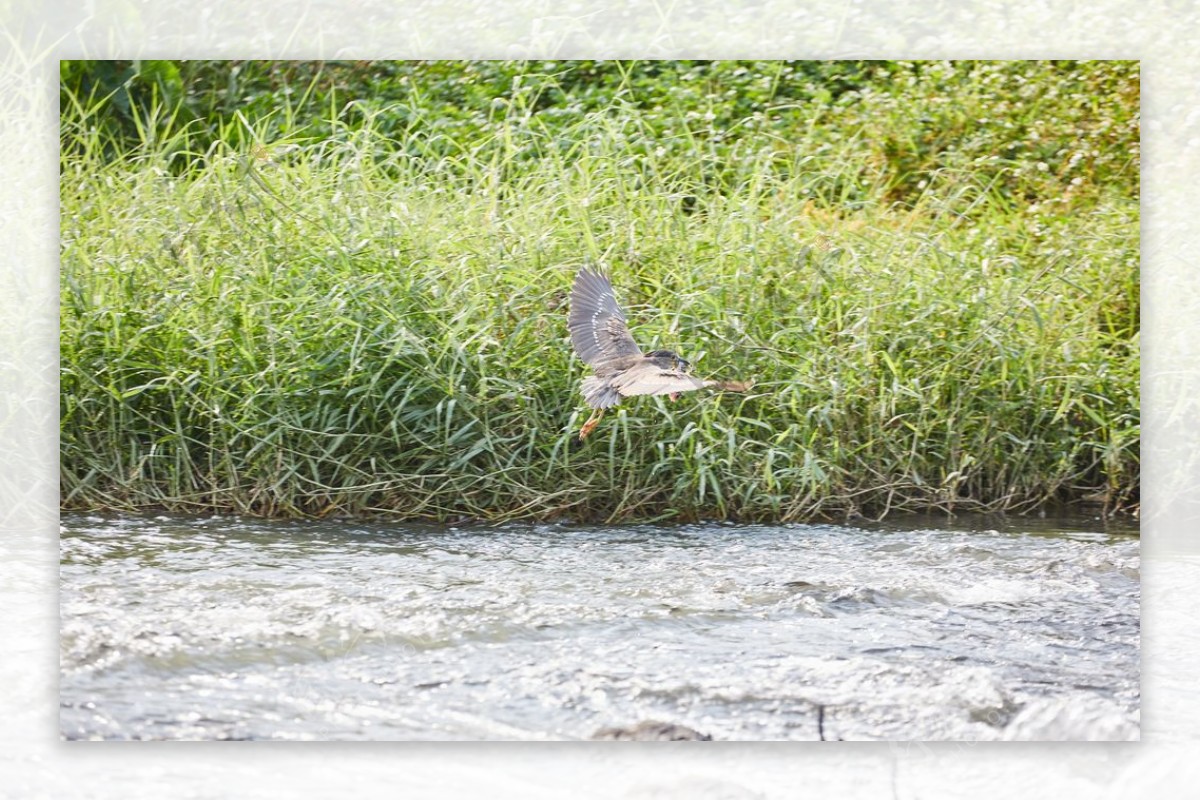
left=646, top=349, right=691, bottom=372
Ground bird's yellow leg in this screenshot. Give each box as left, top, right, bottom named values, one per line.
left=578, top=408, right=606, bottom=440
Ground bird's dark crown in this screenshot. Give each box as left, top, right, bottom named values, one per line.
left=646, top=349, right=691, bottom=371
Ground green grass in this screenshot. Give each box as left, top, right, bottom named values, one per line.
left=59, top=60, right=1140, bottom=522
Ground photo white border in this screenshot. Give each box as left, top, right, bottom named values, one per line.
left=5, top=1, right=1196, bottom=796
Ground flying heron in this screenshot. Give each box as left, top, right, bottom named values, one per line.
left=568, top=268, right=753, bottom=441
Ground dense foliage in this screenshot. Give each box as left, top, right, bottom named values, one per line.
left=60, top=60, right=1139, bottom=521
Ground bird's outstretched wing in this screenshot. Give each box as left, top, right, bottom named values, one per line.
left=569, top=269, right=643, bottom=367
left=612, top=367, right=755, bottom=399
left=610, top=364, right=709, bottom=398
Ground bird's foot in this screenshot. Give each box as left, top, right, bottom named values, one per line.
left=577, top=408, right=605, bottom=441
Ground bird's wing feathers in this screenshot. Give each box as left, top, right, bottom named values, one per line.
left=569, top=269, right=643, bottom=367
left=610, top=365, right=709, bottom=398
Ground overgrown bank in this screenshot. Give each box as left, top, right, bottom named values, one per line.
left=60, top=60, right=1140, bottom=521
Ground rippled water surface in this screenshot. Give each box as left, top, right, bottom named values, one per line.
left=60, top=514, right=1139, bottom=741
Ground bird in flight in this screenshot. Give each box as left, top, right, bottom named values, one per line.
left=568, top=268, right=753, bottom=441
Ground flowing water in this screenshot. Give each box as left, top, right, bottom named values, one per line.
left=59, top=513, right=1139, bottom=741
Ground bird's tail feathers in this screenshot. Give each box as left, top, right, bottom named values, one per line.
left=581, top=376, right=623, bottom=408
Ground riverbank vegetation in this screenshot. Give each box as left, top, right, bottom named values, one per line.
left=60, top=60, right=1139, bottom=522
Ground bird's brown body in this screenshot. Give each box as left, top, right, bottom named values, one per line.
left=567, top=268, right=752, bottom=440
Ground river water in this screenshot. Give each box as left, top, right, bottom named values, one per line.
left=59, top=513, right=1139, bottom=741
